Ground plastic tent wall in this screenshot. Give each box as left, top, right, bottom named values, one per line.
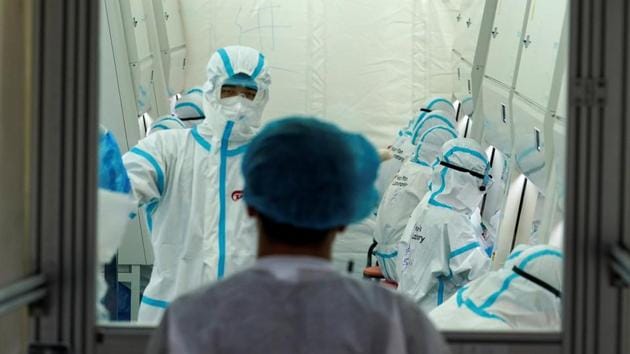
left=180, top=0, right=463, bottom=148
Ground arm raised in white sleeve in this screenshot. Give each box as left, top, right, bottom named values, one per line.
left=122, top=135, right=168, bottom=206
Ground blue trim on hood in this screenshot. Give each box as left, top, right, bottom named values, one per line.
left=217, top=48, right=235, bottom=77
left=251, top=53, right=265, bottom=79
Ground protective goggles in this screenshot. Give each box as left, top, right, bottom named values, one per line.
left=512, top=266, right=562, bottom=298
left=439, top=160, right=493, bottom=191
left=210, top=73, right=267, bottom=106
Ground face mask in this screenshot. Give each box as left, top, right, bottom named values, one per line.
left=218, top=95, right=261, bottom=126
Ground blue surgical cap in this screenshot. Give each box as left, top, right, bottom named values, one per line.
left=242, top=117, right=380, bottom=230
left=99, top=130, right=131, bottom=194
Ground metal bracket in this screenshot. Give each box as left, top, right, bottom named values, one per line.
left=534, top=128, right=542, bottom=151
left=0, top=274, right=47, bottom=317
left=610, top=245, right=630, bottom=287
left=573, top=77, right=607, bottom=107
left=491, top=27, right=499, bottom=38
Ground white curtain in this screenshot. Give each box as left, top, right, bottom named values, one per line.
left=180, top=0, right=462, bottom=147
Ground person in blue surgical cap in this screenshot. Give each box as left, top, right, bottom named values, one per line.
left=146, top=117, right=450, bottom=354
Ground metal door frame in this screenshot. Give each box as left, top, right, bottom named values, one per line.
left=25, top=0, right=629, bottom=353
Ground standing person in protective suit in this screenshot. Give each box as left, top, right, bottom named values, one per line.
left=398, top=138, right=492, bottom=313
left=123, top=45, right=271, bottom=323
left=146, top=117, right=450, bottom=354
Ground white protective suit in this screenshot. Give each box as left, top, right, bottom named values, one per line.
left=398, top=138, right=492, bottom=312
left=174, top=86, right=205, bottom=128
left=146, top=256, right=450, bottom=354
left=378, top=97, right=456, bottom=193
left=373, top=118, right=458, bottom=281
left=430, top=244, right=563, bottom=331
left=123, top=46, right=271, bottom=323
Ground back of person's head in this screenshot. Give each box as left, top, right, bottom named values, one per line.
left=242, top=116, right=380, bottom=245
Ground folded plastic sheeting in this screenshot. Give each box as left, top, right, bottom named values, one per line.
left=180, top=0, right=463, bottom=148
left=97, top=189, right=135, bottom=264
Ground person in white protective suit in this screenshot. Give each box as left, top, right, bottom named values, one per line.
left=398, top=138, right=492, bottom=312
left=429, top=244, right=562, bottom=331
left=373, top=119, right=458, bottom=281
left=146, top=117, right=450, bottom=354
left=123, top=45, right=271, bottom=323
left=174, top=86, right=205, bottom=128
left=148, top=115, right=186, bottom=135
left=377, top=97, right=456, bottom=194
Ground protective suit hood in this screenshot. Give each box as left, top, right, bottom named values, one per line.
left=391, top=97, right=456, bottom=160
left=199, top=46, right=271, bottom=143
left=410, top=112, right=457, bottom=146
left=428, top=138, right=490, bottom=214
left=149, top=115, right=186, bottom=135
left=410, top=97, right=456, bottom=133
left=174, top=87, right=205, bottom=128
left=411, top=124, right=458, bottom=167
left=429, top=244, right=563, bottom=330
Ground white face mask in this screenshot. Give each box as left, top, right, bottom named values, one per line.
left=201, top=92, right=265, bottom=141
left=218, top=95, right=261, bottom=126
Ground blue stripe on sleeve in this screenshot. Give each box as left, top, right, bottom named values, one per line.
left=141, top=295, right=170, bottom=309
left=129, top=147, right=165, bottom=195
left=449, top=242, right=481, bottom=259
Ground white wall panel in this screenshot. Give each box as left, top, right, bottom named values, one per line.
left=483, top=0, right=529, bottom=86
left=453, top=0, right=486, bottom=63
left=480, top=78, right=512, bottom=153
left=514, top=0, right=568, bottom=107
